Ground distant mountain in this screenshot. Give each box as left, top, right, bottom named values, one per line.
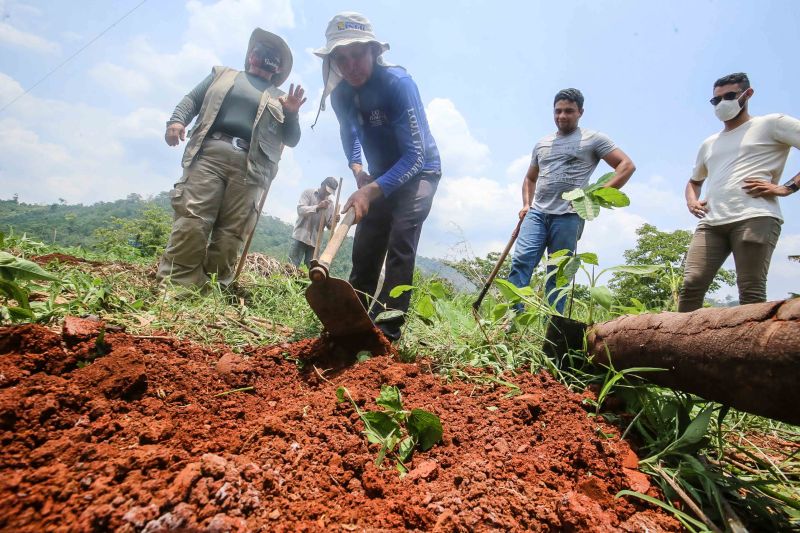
left=0, top=194, right=467, bottom=287
left=415, top=255, right=476, bottom=293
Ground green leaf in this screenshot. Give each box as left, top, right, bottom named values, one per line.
left=0, top=278, right=30, bottom=310
left=375, top=309, right=405, bottom=322
left=679, top=405, right=714, bottom=446
left=362, top=411, right=401, bottom=443
left=491, top=302, right=510, bottom=321
left=516, top=311, right=539, bottom=326
left=561, top=188, right=585, bottom=201
left=428, top=281, right=446, bottom=300
left=397, top=436, right=415, bottom=462
left=548, top=249, right=570, bottom=259
left=572, top=195, right=600, bottom=221
left=556, top=256, right=582, bottom=288
left=603, top=264, right=663, bottom=276
left=591, top=187, right=630, bottom=208
left=407, top=409, right=443, bottom=451
left=416, top=294, right=436, bottom=320
left=376, top=385, right=403, bottom=413
left=7, top=306, right=34, bottom=320
left=356, top=351, right=371, bottom=363
left=590, top=286, right=614, bottom=309
left=577, top=252, right=599, bottom=265
left=375, top=444, right=388, bottom=467
left=593, top=171, right=617, bottom=189
left=615, top=490, right=707, bottom=531
left=389, top=284, right=416, bottom=298
left=396, top=462, right=408, bottom=476
left=493, top=278, right=523, bottom=304
left=0, top=252, right=59, bottom=281
left=335, top=387, right=346, bottom=403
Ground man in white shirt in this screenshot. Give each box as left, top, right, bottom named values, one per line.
left=289, top=177, right=338, bottom=267
left=680, top=72, right=800, bottom=311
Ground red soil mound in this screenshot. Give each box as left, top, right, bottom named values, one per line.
left=0, top=319, right=680, bottom=532
left=32, top=253, right=104, bottom=266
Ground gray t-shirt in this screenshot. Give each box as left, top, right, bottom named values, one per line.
left=531, top=128, right=616, bottom=214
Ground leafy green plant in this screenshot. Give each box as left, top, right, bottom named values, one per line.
left=0, top=251, right=59, bottom=323
left=92, top=204, right=172, bottom=259
left=562, top=172, right=630, bottom=221
left=385, top=280, right=449, bottom=322
left=546, top=250, right=662, bottom=323
left=609, top=223, right=735, bottom=309
left=336, top=384, right=443, bottom=475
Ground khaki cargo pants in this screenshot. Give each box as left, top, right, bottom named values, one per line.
left=678, top=216, right=781, bottom=311
left=157, top=139, right=266, bottom=288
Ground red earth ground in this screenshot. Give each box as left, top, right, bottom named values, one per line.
left=0, top=317, right=681, bottom=532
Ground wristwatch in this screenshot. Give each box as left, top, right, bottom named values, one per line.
left=785, top=180, right=799, bottom=194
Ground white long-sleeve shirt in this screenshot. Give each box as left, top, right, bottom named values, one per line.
left=291, top=188, right=334, bottom=246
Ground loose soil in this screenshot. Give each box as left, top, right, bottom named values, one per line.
left=0, top=318, right=681, bottom=532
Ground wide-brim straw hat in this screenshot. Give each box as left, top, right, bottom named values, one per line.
left=246, top=28, right=293, bottom=87
left=311, top=12, right=392, bottom=126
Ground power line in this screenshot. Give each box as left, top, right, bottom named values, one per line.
left=0, top=0, right=148, bottom=115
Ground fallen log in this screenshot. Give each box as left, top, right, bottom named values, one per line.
left=586, top=299, right=800, bottom=425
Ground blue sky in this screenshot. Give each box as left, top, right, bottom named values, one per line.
left=1, top=0, right=798, bottom=299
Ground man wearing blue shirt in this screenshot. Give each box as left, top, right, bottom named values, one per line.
left=314, top=12, right=441, bottom=341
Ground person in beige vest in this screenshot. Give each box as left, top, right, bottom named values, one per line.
left=157, top=28, right=306, bottom=290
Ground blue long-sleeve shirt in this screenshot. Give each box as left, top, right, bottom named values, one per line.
left=331, top=65, right=441, bottom=197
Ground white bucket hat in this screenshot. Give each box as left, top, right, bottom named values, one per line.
left=246, top=28, right=293, bottom=87
left=311, top=12, right=392, bottom=126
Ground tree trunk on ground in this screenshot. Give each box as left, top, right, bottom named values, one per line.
left=586, top=299, right=800, bottom=425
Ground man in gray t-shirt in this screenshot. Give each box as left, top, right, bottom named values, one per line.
left=507, top=88, right=636, bottom=315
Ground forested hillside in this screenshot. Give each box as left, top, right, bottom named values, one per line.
left=0, top=195, right=471, bottom=285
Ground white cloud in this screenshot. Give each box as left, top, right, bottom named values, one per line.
left=424, top=175, right=520, bottom=258
left=90, top=62, right=152, bottom=99
left=505, top=154, right=530, bottom=182
left=90, top=37, right=220, bottom=106
left=623, top=174, right=694, bottom=232
left=87, top=0, right=295, bottom=107
left=426, top=98, right=490, bottom=177
left=118, top=107, right=169, bottom=140
left=185, top=0, right=294, bottom=55
left=0, top=73, right=172, bottom=205
left=580, top=209, right=648, bottom=273
left=0, top=21, right=59, bottom=54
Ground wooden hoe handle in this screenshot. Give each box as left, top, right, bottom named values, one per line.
left=309, top=207, right=356, bottom=282
left=472, top=215, right=525, bottom=311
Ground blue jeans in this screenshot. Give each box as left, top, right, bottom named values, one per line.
left=507, top=210, right=585, bottom=314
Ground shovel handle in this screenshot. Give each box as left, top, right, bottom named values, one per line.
left=472, top=215, right=525, bottom=311
left=309, top=207, right=356, bottom=282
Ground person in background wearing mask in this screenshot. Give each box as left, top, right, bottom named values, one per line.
left=157, top=28, right=306, bottom=290
left=507, top=88, right=635, bottom=315
left=312, top=12, right=441, bottom=341
left=679, top=72, right=800, bottom=311
left=290, top=177, right=339, bottom=267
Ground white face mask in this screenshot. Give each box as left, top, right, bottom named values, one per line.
left=714, top=93, right=747, bottom=122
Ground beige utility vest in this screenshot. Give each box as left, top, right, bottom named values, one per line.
left=182, top=66, right=287, bottom=186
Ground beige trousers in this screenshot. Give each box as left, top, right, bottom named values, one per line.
left=157, top=139, right=266, bottom=288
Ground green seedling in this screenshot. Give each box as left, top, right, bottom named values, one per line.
left=562, top=171, right=630, bottom=221
left=0, top=250, right=59, bottom=323
left=336, top=384, right=443, bottom=475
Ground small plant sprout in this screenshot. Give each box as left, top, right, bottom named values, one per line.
left=561, top=171, right=630, bottom=221
left=0, top=250, right=59, bottom=323
left=336, top=384, right=443, bottom=475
